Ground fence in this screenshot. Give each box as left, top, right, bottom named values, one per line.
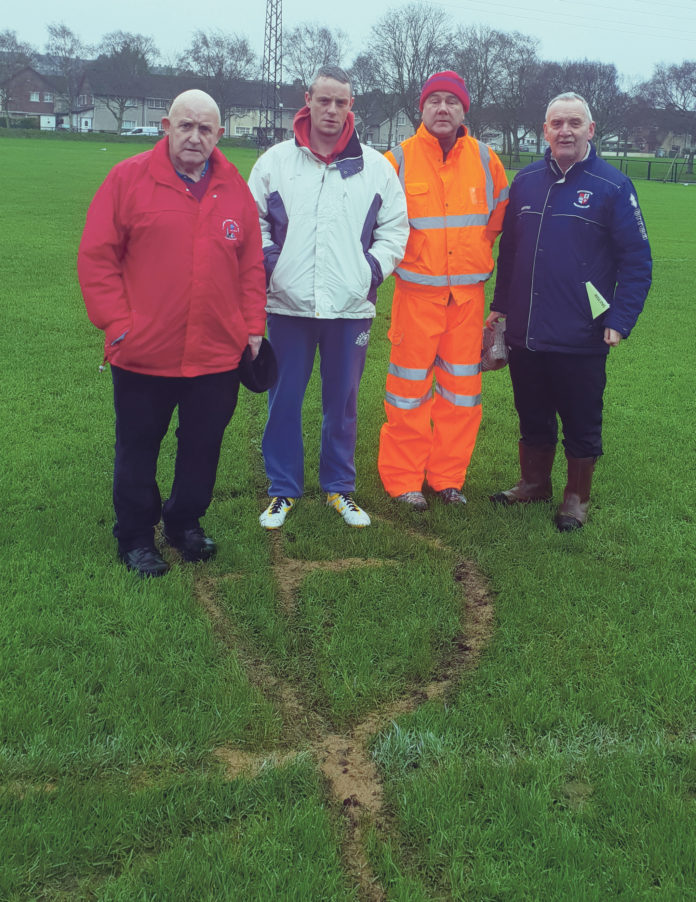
left=498, top=151, right=696, bottom=183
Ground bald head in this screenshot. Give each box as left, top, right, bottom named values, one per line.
left=162, top=89, right=224, bottom=180
left=167, top=89, right=222, bottom=128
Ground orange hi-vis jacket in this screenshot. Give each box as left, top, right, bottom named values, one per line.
left=386, top=123, right=509, bottom=305
left=378, top=126, right=509, bottom=497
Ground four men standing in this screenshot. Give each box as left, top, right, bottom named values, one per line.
left=81, top=77, right=651, bottom=573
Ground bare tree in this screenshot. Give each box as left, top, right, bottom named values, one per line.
left=0, top=30, right=35, bottom=127
left=284, top=23, right=349, bottom=87
left=642, top=60, right=696, bottom=113
left=640, top=61, right=696, bottom=171
left=90, top=31, right=159, bottom=133
left=178, top=29, right=258, bottom=130
left=348, top=52, right=393, bottom=140
left=555, top=60, right=625, bottom=154
left=366, top=1, right=454, bottom=129
left=518, top=60, right=566, bottom=151
left=488, top=31, right=539, bottom=154
left=45, top=23, right=88, bottom=130
left=349, top=53, right=381, bottom=97
left=451, top=25, right=509, bottom=140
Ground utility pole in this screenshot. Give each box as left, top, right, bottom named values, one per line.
left=260, top=0, right=282, bottom=150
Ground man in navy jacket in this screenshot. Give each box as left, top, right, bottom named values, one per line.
left=487, top=92, right=652, bottom=530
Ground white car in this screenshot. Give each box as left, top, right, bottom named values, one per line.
left=121, top=127, right=160, bottom=137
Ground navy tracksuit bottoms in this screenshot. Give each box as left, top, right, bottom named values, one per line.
left=508, top=347, right=607, bottom=459
left=262, top=313, right=372, bottom=498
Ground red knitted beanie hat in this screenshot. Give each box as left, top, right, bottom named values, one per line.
left=419, top=71, right=470, bottom=112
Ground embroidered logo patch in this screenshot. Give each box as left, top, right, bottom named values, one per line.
left=574, top=190, right=593, bottom=208
left=222, top=219, right=240, bottom=240
left=355, top=331, right=370, bottom=347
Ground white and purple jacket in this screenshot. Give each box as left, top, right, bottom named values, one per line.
left=248, top=129, right=409, bottom=320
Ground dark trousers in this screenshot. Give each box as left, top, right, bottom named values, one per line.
left=262, top=314, right=371, bottom=497
left=508, top=348, right=607, bottom=458
left=111, top=365, right=240, bottom=552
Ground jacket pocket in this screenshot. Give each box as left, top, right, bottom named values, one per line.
left=405, top=181, right=430, bottom=219
left=109, top=310, right=146, bottom=368
left=104, top=317, right=132, bottom=362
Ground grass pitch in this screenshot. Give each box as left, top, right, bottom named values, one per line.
left=1, top=137, right=695, bottom=900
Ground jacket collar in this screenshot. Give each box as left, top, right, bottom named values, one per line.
left=416, top=122, right=469, bottom=161
left=149, top=137, right=231, bottom=188
left=546, top=141, right=596, bottom=179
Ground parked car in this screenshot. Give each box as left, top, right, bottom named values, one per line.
left=121, top=127, right=161, bottom=137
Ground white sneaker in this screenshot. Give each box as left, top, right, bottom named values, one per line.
left=326, top=492, right=371, bottom=527
left=259, top=496, right=296, bottom=529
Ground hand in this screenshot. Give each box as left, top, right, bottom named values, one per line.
left=604, top=328, right=622, bottom=347
left=248, top=335, right=263, bottom=359
left=485, top=310, right=504, bottom=330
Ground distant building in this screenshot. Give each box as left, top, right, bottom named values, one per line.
left=73, top=69, right=306, bottom=138
left=0, top=65, right=66, bottom=129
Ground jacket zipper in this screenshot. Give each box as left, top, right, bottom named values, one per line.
left=526, top=175, right=564, bottom=348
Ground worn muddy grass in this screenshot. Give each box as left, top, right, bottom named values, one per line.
left=2, top=137, right=695, bottom=899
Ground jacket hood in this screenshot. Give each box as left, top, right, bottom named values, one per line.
left=293, top=106, right=364, bottom=178
left=293, top=105, right=356, bottom=163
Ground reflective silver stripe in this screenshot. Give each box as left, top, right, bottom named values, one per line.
left=451, top=270, right=493, bottom=285
left=385, top=388, right=432, bottom=410
left=391, top=144, right=405, bottom=190
left=435, top=383, right=481, bottom=406
left=409, top=214, right=490, bottom=230
left=477, top=140, right=495, bottom=212
left=435, top=355, right=481, bottom=377
left=395, top=267, right=492, bottom=286
left=388, top=361, right=432, bottom=380
left=476, top=141, right=509, bottom=213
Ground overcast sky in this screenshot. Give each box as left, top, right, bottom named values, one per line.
left=6, top=0, right=695, bottom=86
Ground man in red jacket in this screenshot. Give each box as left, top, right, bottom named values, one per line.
left=78, top=90, right=266, bottom=576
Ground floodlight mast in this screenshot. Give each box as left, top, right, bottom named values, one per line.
left=260, top=0, right=283, bottom=150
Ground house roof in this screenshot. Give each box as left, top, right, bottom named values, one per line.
left=82, top=67, right=305, bottom=111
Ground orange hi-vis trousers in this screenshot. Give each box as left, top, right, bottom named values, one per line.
left=378, top=290, right=484, bottom=497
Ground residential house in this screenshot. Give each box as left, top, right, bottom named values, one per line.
left=352, top=91, right=416, bottom=150
left=75, top=69, right=305, bottom=138
left=0, top=65, right=66, bottom=129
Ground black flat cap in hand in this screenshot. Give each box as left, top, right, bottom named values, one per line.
left=239, top=337, right=278, bottom=393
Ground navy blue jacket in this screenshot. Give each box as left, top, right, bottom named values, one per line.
left=493, top=144, right=652, bottom=354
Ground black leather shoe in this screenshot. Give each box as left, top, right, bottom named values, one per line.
left=118, top=546, right=170, bottom=577
left=163, top=527, right=216, bottom=562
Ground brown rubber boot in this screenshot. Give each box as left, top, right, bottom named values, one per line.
left=490, top=442, right=556, bottom=505
left=556, top=455, right=596, bottom=531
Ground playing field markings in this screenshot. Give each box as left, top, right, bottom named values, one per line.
left=198, top=525, right=496, bottom=901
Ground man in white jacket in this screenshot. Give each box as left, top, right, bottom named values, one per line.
left=248, top=65, right=409, bottom=529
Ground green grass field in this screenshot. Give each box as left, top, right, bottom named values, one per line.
left=2, top=136, right=695, bottom=900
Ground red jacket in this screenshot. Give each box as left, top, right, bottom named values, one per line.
left=78, top=138, right=266, bottom=377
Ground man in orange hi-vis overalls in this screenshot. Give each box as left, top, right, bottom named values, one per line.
left=378, top=71, right=509, bottom=511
